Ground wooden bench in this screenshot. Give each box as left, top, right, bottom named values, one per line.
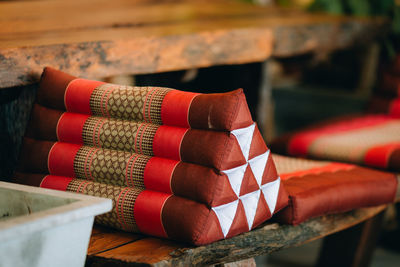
left=85, top=205, right=389, bottom=266
left=0, top=0, right=395, bottom=266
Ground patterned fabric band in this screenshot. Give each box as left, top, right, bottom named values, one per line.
left=40, top=177, right=169, bottom=237
left=65, top=79, right=193, bottom=126
left=17, top=67, right=289, bottom=245
left=26, top=105, right=267, bottom=170
left=35, top=173, right=288, bottom=245
left=37, top=67, right=254, bottom=131
left=57, top=113, right=186, bottom=160
left=19, top=136, right=280, bottom=207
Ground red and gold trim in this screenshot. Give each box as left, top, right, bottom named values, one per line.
left=63, top=78, right=201, bottom=128
left=40, top=176, right=169, bottom=237
left=47, top=142, right=178, bottom=190
left=56, top=113, right=187, bottom=161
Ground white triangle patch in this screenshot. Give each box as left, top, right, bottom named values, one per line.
left=261, top=178, right=280, bottom=214
left=240, top=190, right=261, bottom=230
left=231, top=123, right=255, bottom=161
left=222, top=163, right=248, bottom=197
left=248, top=150, right=270, bottom=186
left=212, top=199, right=239, bottom=238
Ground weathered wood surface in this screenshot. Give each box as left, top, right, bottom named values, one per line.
left=85, top=205, right=386, bottom=267
left=0, top=0, right=388, bottom=89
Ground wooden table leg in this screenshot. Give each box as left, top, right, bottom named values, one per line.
left=316, top=210, right=385, bottom=267
left=257, top=59, right=275, bottom=142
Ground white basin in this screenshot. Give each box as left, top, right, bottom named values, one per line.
left=0, top=181, right=112, bottom=267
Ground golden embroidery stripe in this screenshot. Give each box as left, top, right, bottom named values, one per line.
left=134, top=123, right=144, bottom=153
left=139, top=124, right=158, bottom=155
left=95, top=118, right=107, bottom=147
left=104, top=87, right=116, bottom=117
left=74, top=146, right=150, bottom=187
left=83, top=147, right=96, bottom=180
left=74, top=147, right=90, bottom=179
left=152, top=88, right=169, bottom=125
left=147, top=87, right=159, bottom=124
left=83, top=117, right=158, bottom=155
left=67, top=180, right=140, bottom=231
left=139, top=124, right=149, bottom=154
left=100, top=85, right=112, bottom=117
left=116, top=187, right=130, bottom=230
left=89, top=84, right=171, bottom=123
left=143, top=87, right=155, bottom=123
left=126, top=154, right=139, bottom=187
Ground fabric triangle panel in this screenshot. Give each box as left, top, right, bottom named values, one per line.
left=226, top=200, right=249, bottom=238
left=248, top=124, right=268, bottom=160
left=222, top=163, right=248, bottom=197
left=240, top=189, right=261, bottom=230
left=261, top=178, right=281, bottom=214
left=231, top=123, right=255, bottom=160
left=249, top=150, right=270, bottom=187
left=252, top=193, right=272, bottom=229
left=261, top=155, right=279, bottom=185
left=212, top=199, right=239, bottom=238
left=239, top=164, right=260, bottom=197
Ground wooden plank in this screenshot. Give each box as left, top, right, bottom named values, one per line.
left=86, top=205, right=386, bottom=266
left=87, top=225, right=144, bottom=255
left=0, top=0, right=388, bottom=89
left=93, top=237, right=184, bottom=264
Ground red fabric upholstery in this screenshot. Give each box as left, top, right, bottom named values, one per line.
left=273, top=154, right=397, bottom=225
left=15, top=67, right=289, bottom=245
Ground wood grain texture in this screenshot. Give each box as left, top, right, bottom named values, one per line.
left=86, top=205, right=386, bottom=267
left=0, top=0, right=388, bottom=89
left=87, top=225, right=144, bottom=255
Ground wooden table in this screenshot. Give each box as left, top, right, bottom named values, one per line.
left=86, top=205, right=388, bottom=266
left=0, top=0, right=387, bottom=89
left=0, top=0, right=393, bottom=266
left=86, top=187, right=400, bottom=266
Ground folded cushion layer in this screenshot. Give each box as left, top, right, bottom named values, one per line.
left=36, top=67, right=253, bottom=131
left=273, top=154, right=398, bottom=225
left=26, top=104, right=266, bottom=170
left=17, top=138, right=279, bottom=207
left=270, top=115, right=400, bottom=171
left=13, top=175, right=288, bottom=245
left=14, top=67, right=290, bottom=245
